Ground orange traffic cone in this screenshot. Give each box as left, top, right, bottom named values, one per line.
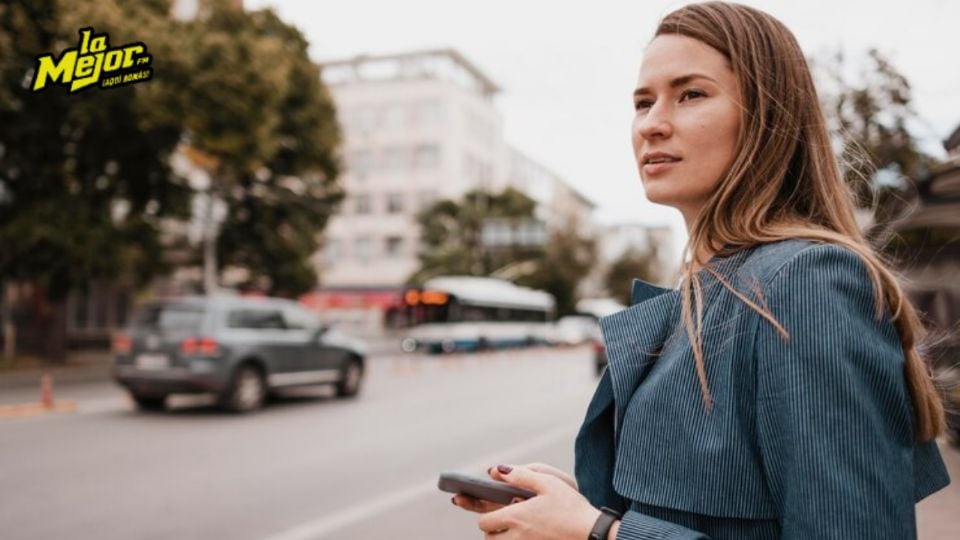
left=40, top=373, right=54, bottom=409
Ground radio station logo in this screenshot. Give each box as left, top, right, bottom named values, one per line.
left=31, top=27, right=153, bottom=94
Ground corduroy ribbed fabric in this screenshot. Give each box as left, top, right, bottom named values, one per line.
left=574, top=239, right=950, bottom=539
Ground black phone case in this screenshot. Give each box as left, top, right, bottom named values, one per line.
left=438, top=472, right=536, bottom=505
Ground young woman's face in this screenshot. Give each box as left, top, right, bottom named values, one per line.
left=631, top=34, right=742, bottom=224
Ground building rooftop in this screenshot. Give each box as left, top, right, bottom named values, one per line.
left=320, top=48, right=501, bottom=98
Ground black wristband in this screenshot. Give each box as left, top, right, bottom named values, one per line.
left=588, top=506, right=622, bottom=540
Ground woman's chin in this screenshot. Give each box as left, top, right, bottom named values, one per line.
left=640, top=186, right=679, bottom=208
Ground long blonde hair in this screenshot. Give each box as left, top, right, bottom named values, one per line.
left=656, top=2, right=945, bottom=441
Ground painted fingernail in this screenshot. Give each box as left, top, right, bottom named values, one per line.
left=497, top=464, right=513, bottom=474
left=451, top=496, right=457, bottom=505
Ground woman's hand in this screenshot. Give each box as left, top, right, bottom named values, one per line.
left=451, top=462, right=579, bottom=514
left=476, top=464, right=601, bottom=539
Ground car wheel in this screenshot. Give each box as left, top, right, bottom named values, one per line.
left=441, top=340, right=456, bottom=354
left=130, top=392, right=166, bottom=411
left=221, top=364, right=266, bottom=413
left=336, top=357, right=364, bottom=398
left=400, top=338, right=418, bottom=353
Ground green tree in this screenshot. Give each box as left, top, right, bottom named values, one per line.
left=412, top=187, right=597, bottom=316
left=517, top=224, right=597, bottom=316
left=0, top=0, right=343, bottom=361
left=815, top=49, right=941, bottom=236
left=604, top=246, right=661, bottom=306
left=0, top=0, right=192, bottom=359
left=411, top=188, right=540, bottom=283
left=182, top=1, right=343, bottom=297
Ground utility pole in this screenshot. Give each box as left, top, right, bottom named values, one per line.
left=202, top=182, right=219, bottom=295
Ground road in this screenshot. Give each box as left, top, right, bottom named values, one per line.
left=1, top=346, right=958, bottom=539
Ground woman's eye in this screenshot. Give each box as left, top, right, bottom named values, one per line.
left=679, top=89, right=706, bottom=102
left=634, top=99, right=653, bottom=111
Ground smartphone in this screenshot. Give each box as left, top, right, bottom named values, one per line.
left=438, top=472, right=536, bottom=505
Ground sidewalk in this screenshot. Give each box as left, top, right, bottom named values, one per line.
left=0, top=350, right=113, bottom=391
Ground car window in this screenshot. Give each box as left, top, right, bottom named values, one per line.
left=226, top=309, right=286, bottom=330
left=133, top=304, right=205, bottom=332
left=283, top=306, right=321, bottom=330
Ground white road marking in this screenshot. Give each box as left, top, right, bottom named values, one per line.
left=260, top=421, right=579, bottom=540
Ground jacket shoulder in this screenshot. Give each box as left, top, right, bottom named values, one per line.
left=737, top=238, right=844, bottom=285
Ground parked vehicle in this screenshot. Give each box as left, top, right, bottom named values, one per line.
left=399, top=276, right=555, bottom=354
left=547, top=315, right=601, bottom=347
left=112, top=296, right=366, bottom=413
left=593, top=334, right=607, bottom=376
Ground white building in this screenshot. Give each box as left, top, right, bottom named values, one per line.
left=318, top=49, right=508, bottom=288
left=309, top=49, right=596, bottom=330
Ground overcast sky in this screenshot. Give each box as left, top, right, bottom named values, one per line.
left=247, top=0, right=960, bottom=243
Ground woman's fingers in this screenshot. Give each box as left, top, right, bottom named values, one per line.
left=489, top=462, right=577, bottom=490
left=526, top=463, right=577, bottom=490
left=451, top=494, right=504, bottom=514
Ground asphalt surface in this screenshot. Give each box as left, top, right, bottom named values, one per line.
left=1, top=346, right=958, bottom=539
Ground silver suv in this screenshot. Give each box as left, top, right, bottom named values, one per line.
left=112, top=296, right=366, bottom=412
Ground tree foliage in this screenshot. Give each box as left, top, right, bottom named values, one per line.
left=413, top=188, right=597, bottom=315
left=0, top=0, right=343, bottom=358
left=0, top=0, right=341, bottom=300
left=517, top=225, right=596, bottom=316
left=0, top=0, right=191, bottom=300
left=183, top=1, right=343, bottom=297
left=815, top=48, right=940, bottom=232
left=604, top=247, right=661, bottom=307
left=411, top=188, right=540, bottom=283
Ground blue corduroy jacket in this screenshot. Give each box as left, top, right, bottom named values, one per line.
left=574, top=239, right=950, bottom=539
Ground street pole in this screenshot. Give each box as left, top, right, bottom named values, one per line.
left=203, top=182, right=218, bottom=295
left=1, top=279, right=14, bottom=361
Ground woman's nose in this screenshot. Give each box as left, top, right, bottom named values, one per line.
left=634, top=105, right=673, bottom=141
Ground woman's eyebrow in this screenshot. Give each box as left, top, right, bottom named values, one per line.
left=633, top=73, right=717, bottom=97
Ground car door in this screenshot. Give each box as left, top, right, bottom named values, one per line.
left=225, top=307, right=292, bottom=379
left=282, top=305, right=342, bottom=383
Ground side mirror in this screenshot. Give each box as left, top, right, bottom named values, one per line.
left=312, top=325, right=329, bottom=341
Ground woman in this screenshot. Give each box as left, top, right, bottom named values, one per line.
left=451, top=2, right=951, bottom=538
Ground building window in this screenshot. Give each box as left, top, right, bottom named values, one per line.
left=462, top=153, right=491, bottom=183
left=349, top=150, right=373, bottom=178
left=417, top=190, right=438, bottom=211
left=414, top=144, right=440, bottom=169
left=382, top=147, right=410, bottom=171
left=354, top=236, right=374, bottom=262
left=418, top=101, right=443, bottom=124
left=383, top=104, right=405, bottom=128
left=386, top=193, right=404, bottom=214
left=323, top=238, right=342, bottom=263
left=354, top=194, right=372, bottom=214
left=385, top=236, right=404, bottom=257
left=356, top=106, right=377, bottom=132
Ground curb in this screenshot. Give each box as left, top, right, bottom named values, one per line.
left=0, top=400, right=78, bottom=418
left=0, top=364, right=113, bottom=390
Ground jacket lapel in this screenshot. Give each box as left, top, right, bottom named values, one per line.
left=574, top=278, right=680, bottom=510
left=601, top=279, right=681, bottom=444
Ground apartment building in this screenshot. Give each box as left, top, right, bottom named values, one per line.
left=310, top=49, right=596, bottom=330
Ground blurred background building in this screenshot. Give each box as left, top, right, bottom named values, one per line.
left=305, top=49, right=601, bottom=333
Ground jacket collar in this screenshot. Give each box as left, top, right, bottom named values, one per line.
left=630, top=277, right=674, bottom=306
left=586, top=248, right=755, bottom=439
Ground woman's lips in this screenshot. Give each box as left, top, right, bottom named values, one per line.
left=642, top=159, right=682, bottom=175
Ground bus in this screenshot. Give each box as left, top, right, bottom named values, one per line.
left=399, top=276, right=556, bottom=353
